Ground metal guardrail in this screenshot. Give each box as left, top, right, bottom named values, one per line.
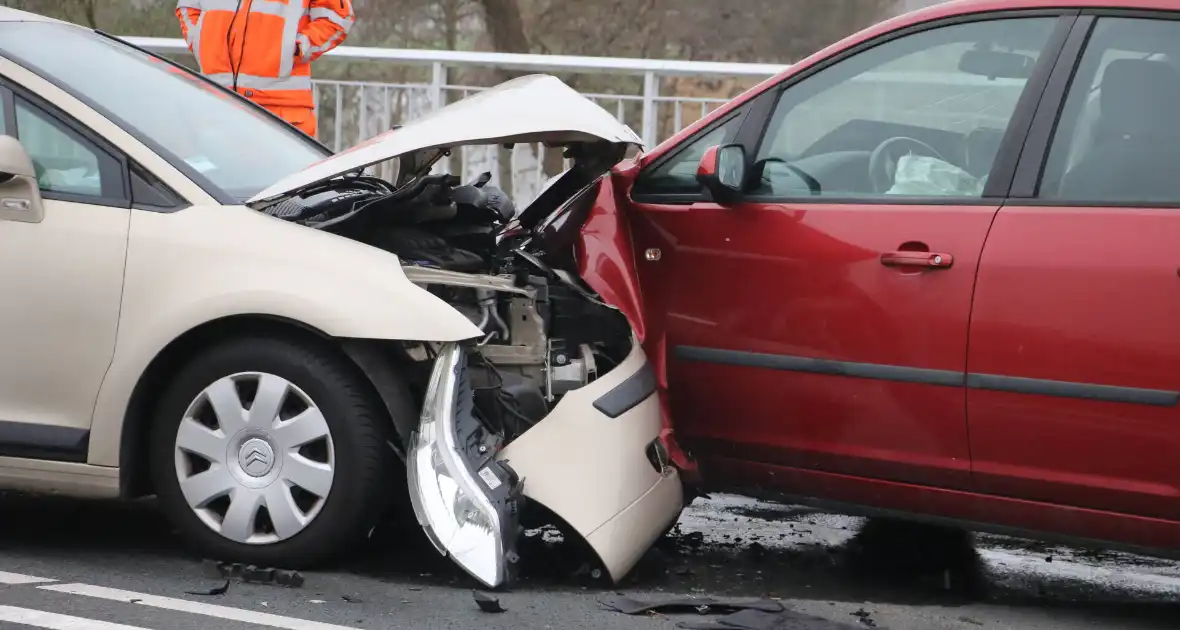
left=121, top=38, right=1022, bottom=206
left=123, top=37, right=787, bottom=203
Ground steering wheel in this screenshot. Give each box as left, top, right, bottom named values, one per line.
left=868, top=136, right=947, bottom=193
left=760, top=157, right=822, bottom=195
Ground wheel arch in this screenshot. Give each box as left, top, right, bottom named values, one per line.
left=118, top=314, right=416, bottom=499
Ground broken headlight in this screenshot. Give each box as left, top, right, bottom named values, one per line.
left=407, top=342, right=522, bottom=589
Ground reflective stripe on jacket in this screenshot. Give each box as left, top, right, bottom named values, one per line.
left=175, top=0, right=353, bottom=108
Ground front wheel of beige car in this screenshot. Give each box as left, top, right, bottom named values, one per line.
left=148, top=336, right=398, bottom=568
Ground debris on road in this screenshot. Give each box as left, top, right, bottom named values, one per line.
left=274, top=570, right=306, bottom=587
left=599, top=594, right=785, bottom=615
left=676, top=608, right=869, bottom=630
left=341, top=595, right=364, bottom=603
left=851, top=607, right=877, bottom=627
left=243, top=566, right=274, bottom=583
left=600, top=596, right=873, bottom=629
left=184, top=580, right=229, bottom=596
left=473, top=590, right=506, bottom=613
left=200, top=560, right=304, bottom=588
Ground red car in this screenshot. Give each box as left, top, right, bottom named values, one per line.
left=589, top=0, right=1180, bottom=556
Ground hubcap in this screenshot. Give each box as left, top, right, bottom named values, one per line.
left=173, top=372, right=335, bottom=545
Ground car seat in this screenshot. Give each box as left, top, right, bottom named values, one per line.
left=1058, top=59, right=1180, bottom=203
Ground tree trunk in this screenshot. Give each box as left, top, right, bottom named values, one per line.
left=477, top=0, right=532, bottom=194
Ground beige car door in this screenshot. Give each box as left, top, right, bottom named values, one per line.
left=0, top=88, right=129, bottom=462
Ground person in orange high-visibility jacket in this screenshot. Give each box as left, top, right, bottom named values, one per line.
left=175, top=0, right=355, bottom=137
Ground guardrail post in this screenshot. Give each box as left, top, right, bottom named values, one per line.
left=430, top=62, right=447, bottom=110
left=641, top=71, right=660, bottom=148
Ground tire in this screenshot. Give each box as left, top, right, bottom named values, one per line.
left=148, top=335, right=400, bottom=568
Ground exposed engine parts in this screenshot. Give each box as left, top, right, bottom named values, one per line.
left=263, top=167, right=632, bottom=443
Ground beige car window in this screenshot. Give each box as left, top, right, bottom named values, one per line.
left=15, top=100, right=105, bottom=198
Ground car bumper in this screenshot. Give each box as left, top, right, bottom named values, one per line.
left=408, top=339, right=683, bottom=587
left=500, top=338, right=684, bottom=582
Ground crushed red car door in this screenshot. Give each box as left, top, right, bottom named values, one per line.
left=575, top=171, right=696, bottom=477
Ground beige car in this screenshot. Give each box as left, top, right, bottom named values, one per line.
left=0, top=9, right=682, bottom=588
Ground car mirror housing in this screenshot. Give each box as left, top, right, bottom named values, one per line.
left=696, top=143, right=746, bottom=203
left=0, top=136, right=44, bottom=224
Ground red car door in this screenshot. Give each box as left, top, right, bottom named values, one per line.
left=967, top=14, right=1180, bottom=531
left=611, top=13, right=1072, bottom=499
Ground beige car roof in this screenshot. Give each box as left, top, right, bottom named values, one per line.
left=0, top=8, right=67, bottom=24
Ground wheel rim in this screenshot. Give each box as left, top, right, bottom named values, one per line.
left=173, top=372, right=336, bottom=545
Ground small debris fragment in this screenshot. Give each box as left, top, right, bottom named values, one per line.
left=130, top=599, right=142, bottom=604
left=851, top=608, right=877, bottom=628
left=473, top=590, right=506, bottom=613
left=341, top=595, right=363, bottom=604
left=600, top=595, right=784, bottom=616
left=242, top=565, right=274, bottom=583
left=274, top=570, right=305, bottom=588
left=683, top=531, right=705, bottom=548
left=958, top=616, right=984, bottom=626
left=185, top=580, right=229, bottom=597
left=309, top=600, right=326, bottom=604
left=408, top=587, right=422, bottom=592
left=1045, top=555, right=1053, bottom=563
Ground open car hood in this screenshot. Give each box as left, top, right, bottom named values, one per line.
left=248, top=74, right=643, bottom=204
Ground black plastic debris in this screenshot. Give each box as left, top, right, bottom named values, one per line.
left=473, top=590, right=506, bottom=613
left=274, top=570, right=305, bottom=588
left=185, top=580, right=229, bottom=596
left=602, top=596, right=876, bottom=629
left=200, top=560, right=304, bottom=588
left=599, top=595, right=784, bottom=616
left=677, top=608, right=869, bottom=630
left=243, top=566, right=274, bottom=583
left=851, top=608, right=877, bottom=627
left=341, top=595, right=363, bottom=604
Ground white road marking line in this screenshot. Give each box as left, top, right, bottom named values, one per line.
left=0, top=570, right=56, bottom=584
left=39, top=583, right=360, bottom=630
left=0, top=605, right=151, bottom=629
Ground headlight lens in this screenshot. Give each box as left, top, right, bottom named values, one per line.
left=407, top=343, right=514, bottom=588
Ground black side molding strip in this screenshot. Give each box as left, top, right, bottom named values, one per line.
left=967, top=373, right=1179, bottom=407
left=674, top=346, right=963, bottom=387
left=593, top=363, right=658, bottom=418
left=0, top=421, right=90, bottom=463
left=676, top=346, right=1180, bottom=408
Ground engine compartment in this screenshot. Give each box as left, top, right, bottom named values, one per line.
left=259, top=165, right=633, bottom=445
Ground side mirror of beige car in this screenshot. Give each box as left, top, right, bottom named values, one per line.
left=0, top=135, right=43, bottom=224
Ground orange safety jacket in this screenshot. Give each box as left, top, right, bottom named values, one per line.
left=175, top=0, right=354, bottom=109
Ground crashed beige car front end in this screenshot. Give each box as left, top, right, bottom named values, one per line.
left=248, top=75, right=685, bottom=588
left=0, top=7, right=682, bottom=590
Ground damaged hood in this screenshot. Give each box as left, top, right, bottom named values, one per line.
left=248, top=74, right=643, bottom=204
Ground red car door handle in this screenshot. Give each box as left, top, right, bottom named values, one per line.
left=880, top=251, right=954, bottom=269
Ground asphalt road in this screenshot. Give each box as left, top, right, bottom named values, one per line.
left=0, top=492, right=1177, bottom=629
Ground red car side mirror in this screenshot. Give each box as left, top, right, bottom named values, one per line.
left=695, top=143, right=747, bottom=202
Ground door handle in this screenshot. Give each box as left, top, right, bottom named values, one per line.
left=880, top=251, right=954, bottom=269
left=1, top=198, right=29, bottom=211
